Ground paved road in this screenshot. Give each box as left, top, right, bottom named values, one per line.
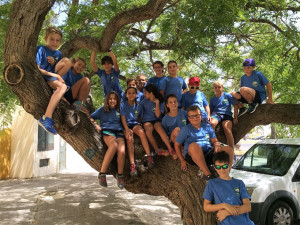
left=0, top=172, right=299, bottom=225
left=0, top=172, right=182, bottom=225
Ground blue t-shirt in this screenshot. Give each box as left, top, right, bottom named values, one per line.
left=210, top=92, right=236, bottom=117
left=136, top=91, right=144, bottom=103
left=90, top=107, right=123, bottom=131
left=176, top=123, right=216, bottom=156
left=160, top=76, right=187, bottom=104
left=146, top=76, right=166, bottom=90
left=241, top=70, right=269, bottom=103
left=36, top=45, right=62, bottom=73
left=181, top=91, right=208, bottom=118
left=63, top=69, right=83, bottom=88
left=203, top=177, right=254, bottom=225
left=137, top=99, right=164, bottom=123
left=120, top=101, right=139, bottom=126
left=96, top=68, right=123, bottom=97
left=162, top=109, right=188, bottom=136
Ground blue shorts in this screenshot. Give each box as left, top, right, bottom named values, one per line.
left=127, top=123, right=139, bottom=129
left=142, top=119, right=161, bottom=126
left=184, top=149, right=214, bottom=167
left=237, top=90, right=261, bottom=104
left=43, top=74, right=58, bottom=82
left=101, top=129, right=124, bottom=139
left=64, top=87, right=76, bottom=105
left=211, top=113, right=233, bottom=123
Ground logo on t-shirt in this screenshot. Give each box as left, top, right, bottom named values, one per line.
left=134, top=110, right=139, bottom=117
left=116, top=112, right=120, bottom=118
left=152, top=107, right=156, bottom=113
left=252, top=81, right=258, bottom=87
left=181, top=119, right=186, bottom=125
left=111, top=76, right=115, bottom=81
left=205, top=134, right=210, bottom=141
left=222, top=99, right=228, bottom=104
left=55, top=57, right=59, bottom=62
left=234, top=187, right=240, bottom=196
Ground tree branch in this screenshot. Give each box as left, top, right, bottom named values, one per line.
left=245, top=1, right=300, bottom=12
left=60, top=0, right=173, bottom=57
left=99, top=0, right=173, bottom=51
left=216, top=104, right=300, bottom=144
left=249, top=18, right=284, bottom=33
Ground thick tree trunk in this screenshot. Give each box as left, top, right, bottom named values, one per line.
left=3, top=1, right=300, bottom=225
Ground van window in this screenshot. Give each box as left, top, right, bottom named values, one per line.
left=233, top=144, right=300, bottom=176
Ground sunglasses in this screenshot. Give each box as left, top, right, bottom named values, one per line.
left=188, top=114, right=201, bottom=119
left=190, top=86, right=199, bottom=89
left=214, top=164, right=229, bottom=170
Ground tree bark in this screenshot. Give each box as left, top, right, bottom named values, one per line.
left=3, top=1, right=300, bottom=225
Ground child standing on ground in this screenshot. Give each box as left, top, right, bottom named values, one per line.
left=121, top=87, right=154, bottom=176
left=147, top=61, right=166, bottom=90
left=231, top=58, right=275, bottom=117
left=90, top=92, right=125, bottom=189
left=162, top=94, right=187, bottom=149
left=160, top=61, right=187, bottom=107
left=138, top=84, right=177, bottom=158
left=63, top=57, right=91, bottom=115
left=90, top=50, right=123, bottom=98
left=36, top=27, right=72, bottom=134
left=210, top=81, right=238, bottom=149
left=203, top=151, right=254, bottom=225
left=181, top=77, right=211, bottom=123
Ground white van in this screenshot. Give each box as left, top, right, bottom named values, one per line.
left=230, top=138, right=300, bottom=225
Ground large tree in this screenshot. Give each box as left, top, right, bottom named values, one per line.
left=2, top=0, right=300, bottom=224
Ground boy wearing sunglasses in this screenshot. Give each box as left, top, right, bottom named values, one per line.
left=203, top=151, right=254, bottom=225
left=181, top=77, right=211, bottom=123
left=174, top=106, right=233, bottom=180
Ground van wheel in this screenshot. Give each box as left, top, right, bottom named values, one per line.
left=267, top=200, right=294, bottom=225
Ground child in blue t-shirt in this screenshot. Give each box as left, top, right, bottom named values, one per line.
left=146, top=61, right=166, bottom=90
left=138, top=84, right=176, bottom=158
left=175, top=105, right=233, bottom=180
left=231, top=58, right=275, bottom=116
left=120, top=87, right=154, bottom=176
left=210, top=81, right=238, bottom=149
left=90, top=50, right=123, bottom=98
left=36, top=27, right=72, bottom=135
left=160, top=61, right=187, bottom=107
left=90, top=91, right=125, bottom=189
left=122, top=78, right=144, bottom=103
left=63, top=57, right=91, bottom=115
left=203, top=151, right=254, bottom=225
left=181, top=77, right=210, bottom=123
left=162, top=94, right=187, bottom=155
left=136, top=73, right=147, bottom=93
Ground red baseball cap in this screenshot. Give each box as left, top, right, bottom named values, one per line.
left=189, top=77, right=200, bottom=86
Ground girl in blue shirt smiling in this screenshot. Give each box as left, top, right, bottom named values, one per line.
left=138, top=84, right=174, bottom=157
left=162, top=94, right=188, bottom=159
left=120, top=87, right=153, bottom=176
left=90, top=92, right=125, bottom=189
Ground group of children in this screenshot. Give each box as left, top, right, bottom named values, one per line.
left=36, top=26, right=273, bottom=224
